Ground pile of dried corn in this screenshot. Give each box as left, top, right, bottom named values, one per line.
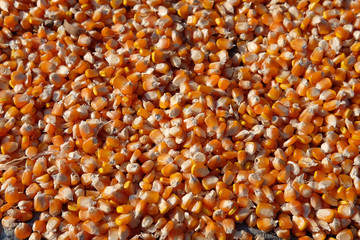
left=1, top=0, right=360, bottom=239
